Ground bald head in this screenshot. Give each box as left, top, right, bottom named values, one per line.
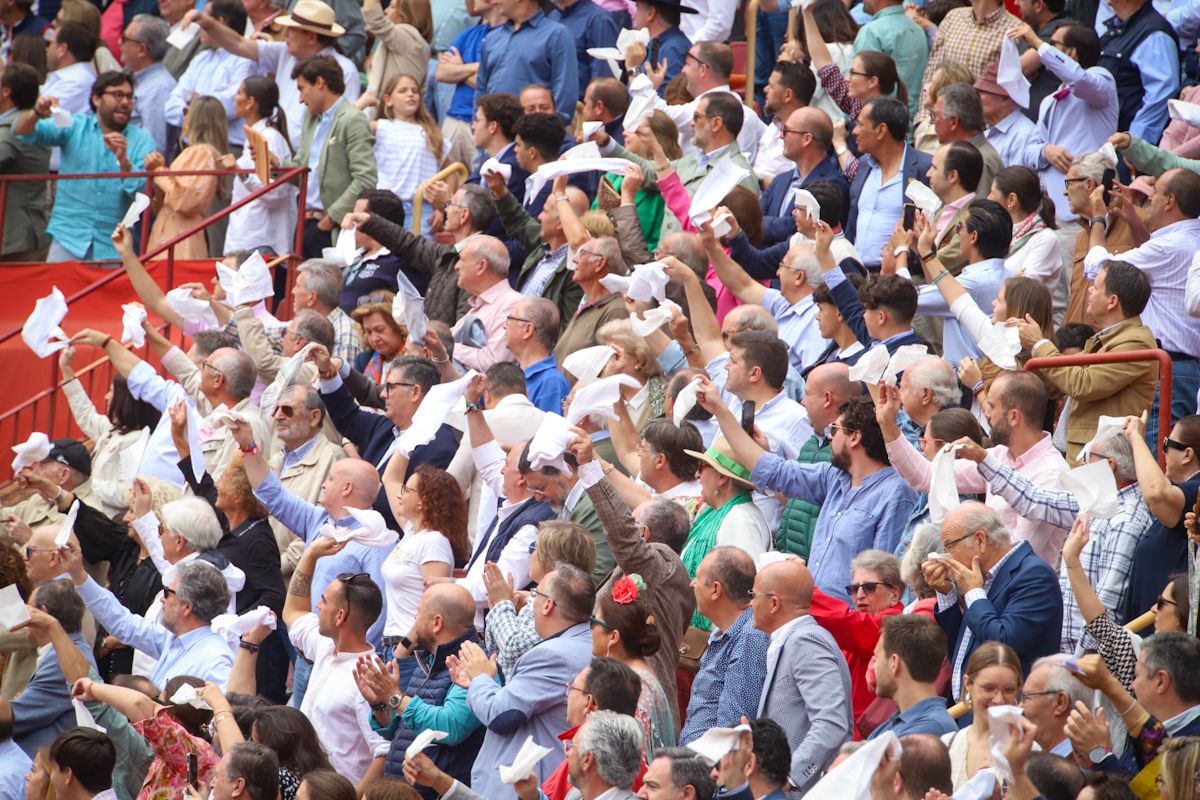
left=807, top=363, right=856, bottom=401
left=760, top=560, right=814, bottom=607
left=790, top=107, right=833, bottom=146
left=422, top=582, right=476, bottom=635
left=334, top=459, right=382, bottom=507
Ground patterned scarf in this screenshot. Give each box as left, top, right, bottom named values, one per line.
left=1009, top=212, right=1046, bottom=255
left=363, top=351, right=385, bottom=385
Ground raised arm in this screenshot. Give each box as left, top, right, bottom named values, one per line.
left=1124, top=414, right=1187, bottom=526
left=661, top=256, right=724, bottom=364
left=284, top=537, right=347, bottom=626
left=188, top=7, right=261, bottom=61
left=551, top=175, right=591, bottom=251
left=801, top=3, right=835, bottom=71
left=702, top=221, right=767, bottom=305
left=112, top=226, right=186, bottom=328
left=70, top=329, right=143, bottom=380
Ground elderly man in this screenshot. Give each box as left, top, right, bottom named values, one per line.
left=1021, top=654, right=1092, bottom=757
left=3, top=439, right=95, bottom=532
left=235, top=307, right=334, bottom=432
left=506, top=297, right=570, bottom=413
left=560, top=712, right=643, bottom=800
left=552, top=237, right=631, bottom=366
left=120, top=15, right=175, bottom=153
left=898, top=357, right=961, bottom=437
left=280, top=259, right=362, bottom=363
left=921, top=502, right=1062, bottom=699
left=451, top=235, right=524, bottom=371
left=455, top=564, right=595, bottom=800
left=752, top=559, right=852, bottom=794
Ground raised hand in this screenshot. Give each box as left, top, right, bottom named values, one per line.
left=482, top=561, right=516, bottom=609
left=1062, top=514, right=1090, bottom=569
left=130, top=477, right=154, bottom=519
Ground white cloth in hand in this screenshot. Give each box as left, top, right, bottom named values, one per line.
left=394, top=270, right=427, bottom=344
left=72, top=699, right=107, bottom=732
left=396, top=370, right=478, bottom=457
left=986, top=705, right=1025, bottom=782
left=1076, top=415, right=1127, bottom=463
left=210, top=605, right=278, bottom=637
left=170, top=683, right=212, bottom=710
left=405, top=729, right=449, bottom=759
left=527, top=413, right=575, bottom=475
left=630, top=299, right=681, bottom=336
left=165, top=288, right=220, bottom=332
left=498, top=735, right=553, bottom=784
left=121, top=303, right=148, bottom=348
left=566, top=374, right=642, bottom=425
left=217, top=251, right=274, bottom=307
left=562, top=345, right=616, bottom=387
left=22, top=287, right=70, bottom=358
left=481, top=158, right=513, bottom=182
left=684, top=724, right=751, bottom=764
left=11, top=432, right=51, bottom=473
left=928, top=444, right=963, bottom=525
left=1059, top=461, right=1120, bottom=518
left=673, top=377, right=702, bottom=425
left=624, top=261, right=670, bottom=303
left=976, top=323, right=1021, bottom=371
left=689, top=156, right=751, bottom=227
left=54, top=499, right=80, bottom=548
left=806, top=731, right=902, bottom=800
left=320, top=507, right=401, bottom=548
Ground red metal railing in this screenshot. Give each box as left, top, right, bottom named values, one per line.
left=1023, top=348, right=1172, bottom=468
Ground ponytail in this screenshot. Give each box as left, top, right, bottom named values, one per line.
left=242, top=75, right=292, bottom=153
left=1037, top=190, right=1057, bottom=229
left=857, top=50, right=906, bottom=107
left=993, top=166, right=1057, bottom=230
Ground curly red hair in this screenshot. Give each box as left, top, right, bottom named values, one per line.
left=414, top=466, right=468, bottom=565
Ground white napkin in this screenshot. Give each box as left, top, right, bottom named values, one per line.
left=673, top=377, right=702, bottom=426
left=905, top=181, right=941, bottom=216
left=320, top=507, right=399, bottom=548
left=54, top=499, right=80, bottom=548
left=998, top=37, right=1031, bottom=108
left=165, top=287, right=219, bottom=332
left=1097, top=142, right=1119, bottom=169
left=480, top=158, right=512, bottom=182
left=120, top=192, right=152, bottom=229
left=710, top=210, right=734, bottom=238
left=581, top=121, right=603, bottom=140
left=928, top=444, right=963, bottom=525
left=1077, top=415, right=1128, bottom=463
left=793, top=189, right=821, bottom=219
left=166, top=21, right=199, bottom=49
left=756, top=551, right=793, bottom=569
left=624, top=261, right=670, bottom=303
left=528, top=157, right=632, bottom=206
left=203, top=407, right=250, bottom=431
left=51, top=105, right=73, bottom=128
left=806, top=731, right=902, bottom=800
left=884, top=344, right=930, bottom=386
left=396, top=370, right=478, bottom=457
left=561, top=140, right=601, bottom=161
left=1168, top=99, right=1200, bottom=126
left=1059, top=461, right=1120, bottom=519
left=72, top=699, right=106, bottom=732
left=586, top=27, right=650, bottom=62
left=170, top=683, right=212, bottom=710
left=394, top=270, right=427, bottom=344
left=847, top=344, right=891, bottom=385
left=11, top=432, right=51, bottom=473
left=22, top=286, right=70, bottom=358
left=527, top=413, right=575, bottom=475
left=952, top=767, right=997, bottom=800
left=405, top=729, right=449, bottom=759
left=976, top=322, right=1021, bottom=371
left=180, top=394, right=207, bottom=483
left=562, top=345, right=616, bottom=387
left=624, top=93, right=656, bottom=132
left=217, top=251, right=274, bottom=307
left=210, top=605, right=278, bottom=637
left=0, top=584, right=30, bottom=631
left=498, top=735, right=553, bottom=784
left=337, top=224, right=362, bottom=266
left=566, top=374, right=641, bottom=425
left=986, top=705, right=1025, bottom=782
left=121, top=303, right=148, bottom=348
left=631, top=299, right=681, bottom=337
left=685, top=724, right=750, bottom=764
left=277, top=343, right=315, bottom=390
left=599, top=275, right=632, bottom=296
left=689, top=156, right=751, bottom=227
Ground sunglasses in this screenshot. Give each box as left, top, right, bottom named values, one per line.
left=337, top=571, right=371, bottom=583
left=1157, top=595, right=1178, bottom=610
left=845, top=581, right=888, bottom=596
left=1164, top=436, right=1191, bottom=452
left=275, top=404, right=297, bottom=417
left=162, top=586, right=178, bottom=599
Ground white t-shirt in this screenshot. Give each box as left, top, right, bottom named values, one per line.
left=381, top=529, right=454, bottom=636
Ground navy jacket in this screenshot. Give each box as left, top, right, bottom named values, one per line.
left=648, top=26, right=692, bottom=96
left=828, top=271, right=926, bottom=353
left=12, top=632, right=98, bottom=756
left=726, top=229, right=864, bottom=282
left=847, top=146, right=932, bottom=245
left=760, top=157, right=850, bottom=245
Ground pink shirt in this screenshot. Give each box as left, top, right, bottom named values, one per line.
left=886, top=432, right=1071, bottom=564
left=451, top=278, right=524, bottom=371
left=935, top=192, right=975, bottom=238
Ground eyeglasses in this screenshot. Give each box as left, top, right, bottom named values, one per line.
left=942, top=530, right=977, bottom=550
left=200, top=360, right=224, bottom=376
left=162, top=586, right=178, bottom=599
left=1063, top=177, right=1090, bottom=185
left=590, top=616, right=613, bottom=630
left=102, top=90, right=134, bottom=101
left=1157, top=595, right=1178, bottom=610
left=530, top=586, right=555, bottom=605
left=381, top=381, right=416, bottom=395
left=275, top=404, right=297, bottom=418
left=969, top=680, right=1022, bottom=701
left=356, top=291, right=393, bottom=306
left=827, top=423, right=854, bottom=436
left=685, top=52, right=711, bottom=70
left=917, top=437, right=946, bottom=450
left=748, top=590, right=778, bottom=601
left=1020, top=690, right=1063, bottom=701
left=564, top=682, right=588, bottom=698
left=778, top=260, right=802, bottom=271
left=845, top=581, right=888, bottom=596
left=779, top=127, right=810, bottom=137
left=506, top=315, right=532, bottom=326
left=24, top=547, right=58, bottom=556
left=848, top=69, right=871, bottom=79
left=1164, top=436, right=1191, bottom=452
left=399, top=482, right=417, bottom=496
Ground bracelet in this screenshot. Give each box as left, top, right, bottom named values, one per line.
left=1118, top=698, right=1138, bottom=716
left=238, top=639, right=260, bottom=653
left=931, top=269, right=951, bottom=285
left=920, top=251, right=938, bottom=263
left=239, top=443, right=258, bottom=454
left=101, top=335, right=114, bottom=349
left=431, top=355, right=449, bottom=364
left=971, top=380, right=984, bottom=395
left=1089, top=217, right=1106, bottom=227
left=684, top=343, right=700, bottom=355
left=212, top=711, right=234, bottom=725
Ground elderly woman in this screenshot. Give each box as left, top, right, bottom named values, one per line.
left=350, top=291, right=407, bottom=386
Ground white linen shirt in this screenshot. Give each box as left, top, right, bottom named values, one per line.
left=224, top=119, right=298, bottom=255
left=164, top=48, right=255, bottom=145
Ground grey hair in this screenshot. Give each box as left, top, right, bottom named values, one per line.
left=850, top=549, right=903, bottom=588
left=939, top=83, right=985, bottom=134
left=654, top=748, right=717, bottom=798
left=575, top=711, right=644, bottom=789
left=660, top=233, right=708, bottom=280
left=957, top=503, right=1012, bottom=548
left=297, top=259, right=343, bottom=309
left=727, top=304, right=779, bottom=335
left=639, top=499, right=691, bottom=554
left=788, top=246, right=823, bottom=288
left=901, top=523, right=943, bottom=591
left=209, top=348, right=256, bottom=400
left=129, top=14, right=170, bottom=61
left=1031, top=654, right=1093, bottom=709
left=291, top=308, right=335, bottom=350
left=906, top=357, right=961, bottom=409
left=1071, top=151, right=1110, bottom=184
left=591, top=237, right=627, bottom=277
left=471, top=235, right=511, bottom=278
left=173, top=560, right=230, bottom=624
left=279, top=383, right=326, bottom=426
left=521, top=297, right=560, bottom=351
left=161, top=497, right=223, bottom=553
left=839, top=740, right=866, bottom=757
left=1141, top=632, right=1200, bottom=703
left=1089, top=432, right=1136, bottom=483
left=458, top=184, right=498, bottom=232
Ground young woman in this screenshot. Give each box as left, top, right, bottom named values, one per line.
left=786, top=0, right=861, bottom=123
left=221, top=76, right=298, bottom=257
left=373, top=74, right=450, bottom=237
left=254, top=706, right=334, bottom=800
left=296, top=770, right=358, bottom=800
left=988, top=167, right=1064, bottom=321
left=941, top=642, right=1026, bottom=791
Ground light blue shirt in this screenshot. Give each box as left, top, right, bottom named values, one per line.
left=916, top=257, right=1006, bottom=367
left=475, top=10, right=579, bottom=122
left=76, top=576, right=233, bottom=689
left=305, top=96, right=344, bottom=211
left=165, top=48, right=254, bottom=145
left=131, top=63, right=177, bottom=154
left=252, top=470, right=389, bottom=645
left=280, top=432, right=321, bottom=472
left=983, top=109, right=1038, bottom=169
left=853, top=147, right=908, bottom=267
left=0, top=739, right=31, bottom=800
left=1124, top=30, right=1179, bottom=144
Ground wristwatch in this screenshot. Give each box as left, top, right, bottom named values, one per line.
left=387, top=693, right=406, bottom=710
left=398, top=635, right=414, bottom=651
left=1087, top=747, right=1108, bottom=765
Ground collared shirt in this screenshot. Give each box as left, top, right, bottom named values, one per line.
left=751, top=456, right=919, bottom=601
left=41, top=62, right=96, bottom=115
left=226, top=118, right=298, bottom=255
left=477, top=10, right=579, bottom=121
left=753, top=118, right=791, bottom=182
left=761, top=288, right=826, bottom=372
left=548, top=0, right=620, bottom=97
left=522, top=243, right=569, bottom=299
left=1106, top=18, right=1178, bottom=143
left=984, top=108, right=1038, bottom=167
left=1084, top=218, right=1200, bottom=356
left=281, top=432, right=322, bottom=472
left=304, top=96, right=344, bottom=211
left=854, top=147, right=908, bottom=267
left=853, top=5, right=929, bottom=118
left=165, top=48, right=254, bottom=146
left=868, top=695, right=957, bottom=739
left=0, top=738, right=30, bottom=800
left=256, top=42, right=360, bottom=144
left=916, top=257, right=1006, bottom=366
left=921, top=5, right=1021, bottom=109
left=451, top=279, right=524, bottom=371
left=1162, top=703, right=1200, bottom=734
left=765, top=614, right=805, bottom=664
left=656, top=82, right=768, bottom=164
left=131, top=62, right=177, bottom=153
left=936, top=192, right=974, bottom=237
left=524, top=355, right=571, bottom=413
left=679, top=607, right=771, bottom=744
left=446, top=22, right=497, bottom=122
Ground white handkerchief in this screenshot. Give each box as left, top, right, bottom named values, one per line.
left=928, top=444, right=963, bottom=525
left=1077, top=414, right=1128, bottom=463
left=498, top=735, right=553, bottom=784
left=217, top=251, right=274, bottom=307
left=625, top=261, right=670, bottom=303
left=884, top=344, right=929, bottom=387
left=480, top=158, right=513, bottom=182
left=673, top=377, right=702, bottom=426
left=397, top=370, right=479, bottom=457
left=807, top=731, right=902, bottom=800
left=986, top=705, right=1025, bottom=782
left=1097, top=142, right=1118, bottom=169
left=953, top=767, right=997, bottom=800
left=1059, top=461, right=1120, bottom=519
left=51, top=105, right=73, bottom=128
left=0, top=584, right=30, bottom=631
left=581, top=121, right=603, bottom=141
left=167, top=21, right=199, bottom=49
left=562, top=345, right=616, bottom=387
left=181, top=393, right=207, bottom=483
left=528, top=413, right=575, bottom=475
left=998, top=37, right=1031, bottom=108
left=54, top=499, right=80, bottom=548
left=904, top=181, right=940, bottom=216
left=11, top=432, right=51, bottom=474
left=170, top=683, right=212, bottom=710
left=624, top=93, right=656, bottom=132
left=405, top=729, right=449, bottom=759
left=586, top=26, right=650, bottom=61
left=72, top=699, right=106, bottom=732
left=204, top=408, right=249, bottom=430
left=120, top=192, right=152, bottom=229
left=528, top=156, right=632, bottom=205
left=1169, top=99, right=1200, bottom=126
left=165, top=287, right=219, bottom=332
left=756, top=551, right=792, bottom=569
left=22, top=286, right=70, bottom=358
left=847, top=344, right=891, bottom=385
left=631, top=299, right=681, bottom=337
left=121, top=303, right=148, bottom=348
left=793, top=189, right=821, bottom=218
left=566, top=374, right=642, bottom=425
left=599, top=274, right=632, bottom=296
left=562, top=140, right=601, bottom=161
left=210, top=605, right=278, bottom=636
left=277, top=343, right=315, bottom=390
left=976, top=322, right=1021, bottom=371
left=321, top=506, right=400, bottom=548
left=685, top=724, right=751, bottom=764
left=689, top=156, right=751, bottom=226
left=394, top=270, right=427, bottom=344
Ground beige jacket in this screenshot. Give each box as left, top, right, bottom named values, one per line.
left=363, top=4, right=431, bottom=95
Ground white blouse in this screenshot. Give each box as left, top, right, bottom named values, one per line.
left=224, top=119, right=298, bottom=256
left=374, top=119, right=449, bottom=203
left=1005, top=227, right=1067, bottom=323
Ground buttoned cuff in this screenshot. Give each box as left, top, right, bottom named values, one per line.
left=318, top=373, right=344, bottom=393
left=936, top=588, right=959, bottom=611
left=964, top=588, right=987, bottom=608
left=578, top=460, right=606, bottom=489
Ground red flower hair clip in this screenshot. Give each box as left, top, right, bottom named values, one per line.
left=611, top=574, right=646, bottom=604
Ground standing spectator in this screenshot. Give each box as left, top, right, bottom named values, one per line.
left=852, top=0, right=929, bottom=119
left=919, top=0, right=1020, bottom=112
left=549, top=0, right=619, bottom=99
left=41, top=21, right=97, bottom=115
left=14, top=71, right=155, bottom=262
left=630, top=0, right=694, bottom=96
left=1011, top=0, right=1071, bottom=119
left=475, top=0, right=579, bottom=122
left=758, top=104, right=845, bottom=246
left=285, top=0, right=365, bottom=63
left=360, top=0, right=431, bottom=103
left=120, top=14, right=175, bottom=154
left=468, top=93, right=525, bottom=200
left=451, top=235, right=524, bottom=371
left=436, top=0, right=502, bottom=167
left=371, top=74, right=447, bottom=235
left=976, top=62, right=1039, bottom=168
left=165, top=0, right=254, bottom=149
left=867, top=615, right=957, bottom=739
left=0, top=62, right=49, bottom=262
left=932, top=84, right=1003, bottom=196
left=940, top=642, right=1024, bottom=789
left=0, top=0, right=49, bottom=61
left=161, top=0, right=201, bottom=79
left=1098, top=0, right=1177, bottom=145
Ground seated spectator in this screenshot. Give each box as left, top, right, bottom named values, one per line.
left=930, top=83, right=1003, bottom=196
left=941, top=641, right=1024, bottom=791
left=340, top=190, right=412, bottom=309
left=120, top=14, right=175, bottom=154
left=46, top=728, right=118, bottom=800
left=504, top=297, right=570, bottom=414
left=895, top=356, right=960, bottom=438
left=642, top=746, right=717, bottom=800
left=987, top=166, right=1064, bottom=321
left=349, top=292, right=407, bottom=388
left=549, top=237, right=628, bottom=366
left=815, top=266, right=923, bottom=355
left=868, top=615, right=956, bottom=740
left=1021, top=654, right=1092, bottom=757
left=450, top=235, right=523, bottom=372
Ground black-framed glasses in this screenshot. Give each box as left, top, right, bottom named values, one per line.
left=685, top=52, right=710, bottom=70
left=506, top=315, right=532, bottom=326
left=1063, top=177, right=1090, bottom=184
left=748, top=590, right=778, bottom=601
left=1020, top=690, right=1063, bottom=701
left=590, top=616, right=613, bottom=630
left=1157, top=595, right=1178, bottom=610
left=24, top=547, right=57, bottom=556
left=845, top=582, right=887, bottom=596
left=162, top=586, right=178, bottom=599
left=530, top=586, right=554, bottom=605
left=399, top=482, right=417, bottom=496
left=943, top=530, right=977, bottom=550
left=1164, top=436, right=1190, bottom=452
left=381, top=381, right=416, bottom=395
left=848, top=69, right=871, bottom=79
left=779, top=127, right=810, bottom=137
left=828, top=423, right=855, bottom=436
left=102, top=89, right=134, bottom=101
left=200, top=360, right=224, bottom=376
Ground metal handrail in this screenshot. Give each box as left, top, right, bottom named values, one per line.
left=1023, top=348, right=1172, bottom=469
left=411, top=162, right=470, bottom=233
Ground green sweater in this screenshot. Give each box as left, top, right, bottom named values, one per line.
left=774, top=434, right=832, bottom=559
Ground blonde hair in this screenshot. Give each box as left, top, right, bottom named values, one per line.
left=377, top=74, right=444, bottom=162
left=58, top=0, right=101, bottom=34
left=350, top=292, right=407, bottom=351
left=126, top=477, right=183, bottom=535
left=964, top=641, right=1023, bottom=697
left=536, top=521, right=597, bottom=575
left=28, top=746, right=56, bottom=800
left=185, top=95, right=231, bottom=155
left=581, top=210, right=614, bottom=238
left=1160, top=737, right=1200, bottom=800
left=390, top=0, right=433, bottom=42
left=597, top=318, right=662, bottom=379
left=926, top=61, right=975, bottom=108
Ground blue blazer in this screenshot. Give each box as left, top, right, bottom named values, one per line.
left=760, top=157, right=850, bottom=245
left=847, top=146, right=932, bottom=244
left=12, top=633, right=98, bottom=756
left=726, top=230, right=865, bottom=282
left=935, top=540, right=1062, bottom=682
left=828, top=271, right=925, bottom=353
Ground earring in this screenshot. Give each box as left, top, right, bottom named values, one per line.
left=964, top=690, right=972, bottom=705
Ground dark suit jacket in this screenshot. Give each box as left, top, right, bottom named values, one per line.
left=935, top=540, right=1063, bottom=681
left=847, top=146, right=933, bottom=245
left=726, top=229, right=864, bottom=282
left=827, top=271, right=926, bottom=353
left=12, top=632, right=98, bottom=756
left=760, top=157, right=850, bottom=245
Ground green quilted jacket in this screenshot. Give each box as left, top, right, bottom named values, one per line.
left=774, top=434, right=831, bottom=559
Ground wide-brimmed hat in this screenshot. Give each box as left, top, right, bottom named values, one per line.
left=642, top=0, right=699, bottom=14
left=973, top=60, right=1006, bottom=98
left=277, top=0, right=345, bottom=37
left=685, top=436, right=756, bottom=492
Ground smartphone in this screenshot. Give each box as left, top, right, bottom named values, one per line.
left=740, top=403, right=756, bottom=437
left=1101, top=168, right=1116, bottom=206
left=902, top=203, right=917, bottom=232
left=187, top=753, right=198, bottom=790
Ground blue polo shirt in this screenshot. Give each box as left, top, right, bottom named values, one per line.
left=868, top=696, right=958, bottom=739
left=524, top=355, right=571, bottom=413
left=446, top=22, right=497, bottom=123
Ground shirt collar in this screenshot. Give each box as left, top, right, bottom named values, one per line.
left=283, top=432, right=322, bottom=462
left=992, top=109, right=1025, bottom=133
left=320, top=96, right=344, bottom=122
left=510, top=8, right=545, bottom=28
left=453, top=231, right=485, bottom=253
left=944, top=192, right=975, bottom=213
left=525, top=355, right=559, bottom=376
left=1163, top=703, right=1200, bottom=734
left=769, top=613, right=806, bottom=645
left=976, top=4, right=1009, bottom=24
left=363, top=246, right=392, bottom=262
left=471, top=279, right=514, bottom=308
left=1008, top=433, right=1056, bottom=467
